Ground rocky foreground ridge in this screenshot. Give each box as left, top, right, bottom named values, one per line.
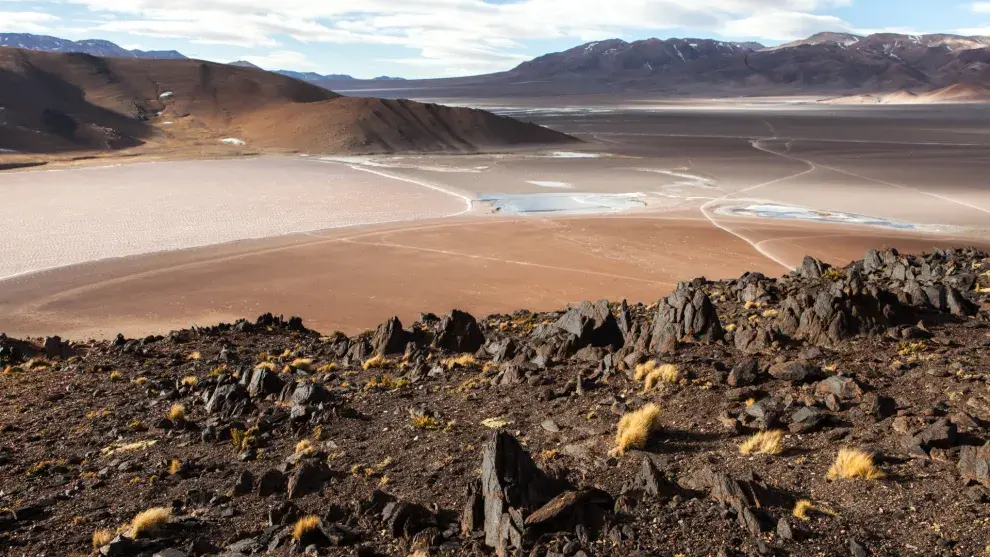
left=2, top=248, right=990, bottom=556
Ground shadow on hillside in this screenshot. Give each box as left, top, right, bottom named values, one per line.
left=0, top=61, right=154, bottom=154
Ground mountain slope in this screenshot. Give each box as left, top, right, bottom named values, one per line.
left=0, top=33, right=185, bottom=60
left=0, top=48, right=573, bottom=154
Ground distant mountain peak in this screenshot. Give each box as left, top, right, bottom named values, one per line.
left=0, top=32, right=187, bottom=60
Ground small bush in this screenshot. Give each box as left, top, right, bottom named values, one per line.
left=167, top=403, right=186, bottom=421
left=92, top=528, right=114, bottom=549
left=362, top=355, right=392, bottom=371
left=739, top=430, right=784, bottom=455
left=291, top=358, right=313, bottom=371
left=613, top=403, right=661, bottom=456
left=127, top=507, right=172, bottom=538
left=292, top=515, right=321, bottom=541
left=827, top=448, right=884, bottom=480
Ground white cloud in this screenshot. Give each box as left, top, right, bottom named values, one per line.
left=720, top=11, right=852, bottom=40
left=971, top=2, right=990, bottom=13
left=0, top=11, right=58, bottom=33
left=35, top=0, right=860, bottom=73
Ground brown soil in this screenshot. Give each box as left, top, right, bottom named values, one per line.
left=2, top=248, right=989, bottom=556
left=0, top=48, right=574, bottom=158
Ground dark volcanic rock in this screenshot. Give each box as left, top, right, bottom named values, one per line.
left=649, top=285, right=723, bottom=353
left=727, top=359, right=760, bottom=387
left=242, top=367, right=284, bottom=398
left=372, top=316, right=408, bottom=356
left=768, top=361, right=819, bottom=383
left=553, top=300, right=624, bottom=351
left=434, top=310, right=485, bottom=353
left=959, top=443, right=990, bottom=486
left=479, top=431, right=563, bottom=551
left=204, top=383, right=250, bottom=418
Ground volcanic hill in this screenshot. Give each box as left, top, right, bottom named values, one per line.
left=0, top=48, right=574, bottom=155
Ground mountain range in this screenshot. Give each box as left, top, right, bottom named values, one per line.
left=318, top=31, right=990, bottom=99
left=0, top=33, right=404, bottom=82
left=0, top=33, right=185, bottom=60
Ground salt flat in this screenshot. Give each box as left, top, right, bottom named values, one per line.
left=2, top=101, right=989, bottom=339
left=0, top=157, right=469, bottom=278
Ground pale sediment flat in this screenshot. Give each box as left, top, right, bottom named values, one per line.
left=0, top=157, right=469, bottom=279
left=2, top=101, right=990, bottom=339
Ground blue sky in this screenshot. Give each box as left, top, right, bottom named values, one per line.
left=2, top=0, right=990, bottom=78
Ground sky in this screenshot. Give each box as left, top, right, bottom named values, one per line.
left=2, top=0, right=990, bottom=79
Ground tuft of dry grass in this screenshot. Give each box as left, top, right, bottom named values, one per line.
left=255, top=361, right=277, bottom=372
left=127, top=507, right=172, bottom=538
left=362, top=355, right=392, bottom=371
left=317, top=363, right=338, bottom=373
left=168, top=459, right=182, bottom=475
left=793, top=499, right=836, bottom=520
left=133, top=377, right=149, bottom=385
left=291, top=358, right=313, bottom=371
left=180, top=375, right=198, bottom=387
left=739, top=430, right=784, bottom=455
left=613, top=403, right=661, bottom=456
left=292, top=515, right=321, bottom=541
left=295, top=439, right=314, bottom=455
left=644, top=363, right=679, bottom=390
left=92, top=528, right=114, bottom=549
left=633, top=360, right=656, bottom=381
left=441, top=354, right=478, bottom=370
left=187, top=351, right=202, bottom=361
left=827, top=448, right=885, bottom=480
left=167, top=403, right=186, bottom=421
left=411, top=415, right=442, bottom=430
left=231, top=426, right=257, bottom=452
left=109, top=371, right=122, bottom=381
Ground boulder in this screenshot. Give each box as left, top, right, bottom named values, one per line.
left=649, top=286, right=723, bottom=353
left=959, top=443, right=990, bottom=486
left=768, top=361, right=819, bottom=383
left=242, top=368, right=284, bottom=398
left=478, top=432, right=563, bottom=552
left=815, top=376, right=863, bottom=401
left=553, top=300, right=624, bottom=351
left=727, top=359, right=760, bottom=387
left=372, top=316, right=408, bottom=356
left=434, top=310, right=485, bottom=353
left=205, top=383, right=250, bottom=418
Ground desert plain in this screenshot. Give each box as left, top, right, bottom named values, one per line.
left=1, top=99, right=989, bottom=339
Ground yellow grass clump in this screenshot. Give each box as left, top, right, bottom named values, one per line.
left=187, top=351, right=202, bottom=361
left=92, top=528, right=114, bottom=549
left=827, top=448, right=884, bottom=480
left=180, top=376, right=198, bottom=386
left=362, top=355, right=393, bottom=371
left=739, top=430, right=784, bottom=455
left=255, top=361, right=277, bottom=372
left=133, top=377, right=149, bottom=385
left=109, top=371, right=122, bottom=381
left=295, top=439, right=314, bottom=455
left=441, top=354, right=478, bottom=370
left=644, top=363, right=679, bottom=390
left=291, top=358, right=313, bottom=371
left=633, top=360, right=656, bottom=381
left=292, top=515, right=321, bottom=541
left=317, top=363, right=338, bottom=373
left=613, top=403, right=661, bottom=456
left=168, top=459, right=182, bottom=475
left=127, top=507, right=172, bottom=538
left=167, top=403, right=186, bottom=421
left=411, top=415, right=442, bottom=430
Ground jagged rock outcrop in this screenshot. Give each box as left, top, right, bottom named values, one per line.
left=553, top=300, right=625, bottom=351
left=648, top=285, right=723, bottom=353
left=433, top=310, right=485, bottom=353
left=371, top=316, right=408, bottom=356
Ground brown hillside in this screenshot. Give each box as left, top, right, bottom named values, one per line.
left=0, top=48, right=574, bottom=155
left=240, top=96, right=575, bottom=153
